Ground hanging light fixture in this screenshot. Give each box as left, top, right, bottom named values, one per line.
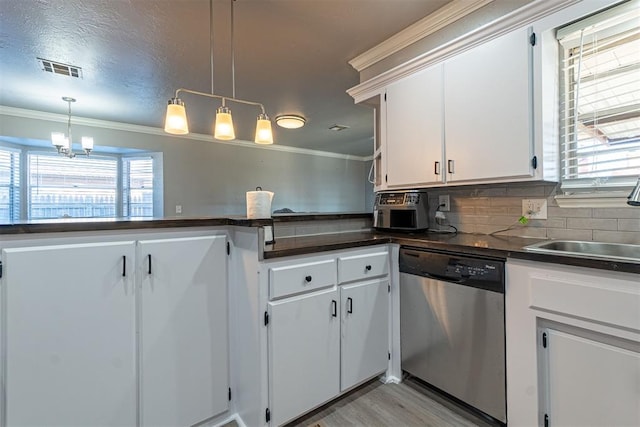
left=51, top=96, right=94, bottom=158
left=164, top=0, right=274, bottom=144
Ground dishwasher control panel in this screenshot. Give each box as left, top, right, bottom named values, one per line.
left=399, top=247, right=505, bottom=293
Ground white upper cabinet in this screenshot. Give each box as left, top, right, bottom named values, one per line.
left=444, top=27, right=533, bottom=183
left=385, top=63, right=444, bottom=188
left=2, top=242, right=137, bottom=427
left=357, top=25, right=544, bottom=190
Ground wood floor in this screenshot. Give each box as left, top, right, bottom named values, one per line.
left=285, top=378, right=497, bottom=427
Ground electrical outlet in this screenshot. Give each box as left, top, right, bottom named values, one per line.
left=175, top=205, right=182, bottom=214
left=522, top=199, right=547, bottom=219
left=438, top=195, right=450, bottom=212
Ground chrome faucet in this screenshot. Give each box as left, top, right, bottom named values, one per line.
left=628, top=177, right=640, bottom=206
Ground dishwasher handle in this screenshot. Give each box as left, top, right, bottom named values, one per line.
left=419, top=271, right=466, bottom=284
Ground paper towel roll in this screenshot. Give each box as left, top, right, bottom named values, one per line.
left=246, top=190, right=274, bottom=219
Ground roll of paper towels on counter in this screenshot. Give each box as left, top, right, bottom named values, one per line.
left=246, top=187, right=274, bottom=219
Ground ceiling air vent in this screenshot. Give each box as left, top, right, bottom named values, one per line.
left=38, top=58, right=82, bottom=78
left=329, top=124, right=350, bottom=132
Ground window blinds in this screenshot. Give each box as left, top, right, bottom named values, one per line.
left=0, top=147, right=20, bottom=223
left=28, top=153, right=118, bottom=219
left=558, top=0, right=640, bottom=191
left=122, top=156, right=154, bottom=217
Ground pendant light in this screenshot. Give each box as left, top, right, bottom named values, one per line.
left=163, top=0, right=273, bottom=144
left=51, top=96, right=94, bottom=158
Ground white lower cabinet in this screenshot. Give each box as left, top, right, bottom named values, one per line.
left=506, top=260, right=640, bottom=426
left=0, top=232, right=229, bottom=427
left=541, top=328, right=640, bottom=427
left=2, top=242, right=138, bottom=426
left=268, top=288, right=340, bottom=427
left=340, top=279, right=389, bottom=392
left=139, top=235, right=228, bottom=427
left=266, top=247, right=390, bottom=426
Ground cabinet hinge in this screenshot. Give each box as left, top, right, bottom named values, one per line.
left=266, top=408, right=271, bottom=423
left=530, top=32, right=536, bottom=46
left=226, top=242, right=230, bottom=255
left=264, top=311, right=269, bottom=326
left=388, top=352, right=391, bottom=361
left=531, top=155, right=538, bottom=170
left=544, top=413, right=549, bottom=427
left=542, top=332, right=548, bottom=348
left=228, top=387, right=232, bottom=401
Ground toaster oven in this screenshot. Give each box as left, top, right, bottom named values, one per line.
left=373, top=190, right=429, bottom=231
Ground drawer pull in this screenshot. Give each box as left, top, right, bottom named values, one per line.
left=331, top=300, right=337, bottom=317
left=305, top=275, right=312, bottom=283
left=365, top=265, right=372, bottom=271
left=347, top=297, right=353, bottom=314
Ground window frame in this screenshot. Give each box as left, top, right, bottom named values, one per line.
left=555, top=0, right=640, bottom=205
left=0, top=142, right=163, bottom=222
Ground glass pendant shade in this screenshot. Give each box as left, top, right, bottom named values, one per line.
left=255, top=114, right=273, bottom=144
left=214, top=106, right=235, bottom=140
left=164, top=98, right=189, bottom=135
left=51, top=132, right=66, bottom=147
left=81, top=137, right=94, bottom=150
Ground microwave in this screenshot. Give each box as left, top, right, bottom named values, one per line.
left=374, top=190, right=429, bottom=231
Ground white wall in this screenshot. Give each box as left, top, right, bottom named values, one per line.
left=0, top=113, right=373, bottom=217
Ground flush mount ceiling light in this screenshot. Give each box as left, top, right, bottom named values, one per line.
left=51, top=96, right=94, bottom=158
left=275, top=115, right=306, bottom=129
left=164, top=0, right=273, bottom=145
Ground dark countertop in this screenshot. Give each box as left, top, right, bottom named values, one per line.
left=264, top=230, right=640, bottom=274
left=0, top=212, right=371, bottom=235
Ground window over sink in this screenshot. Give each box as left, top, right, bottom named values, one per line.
left=557, top=0, right=640, bottom=202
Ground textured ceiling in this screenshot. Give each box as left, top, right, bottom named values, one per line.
left=0, top=0, right=451, bottom=157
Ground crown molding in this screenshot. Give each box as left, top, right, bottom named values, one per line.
left=347, top=0, right=580, bottom=103
left=0, top=105, right=369, bottom=162
left=348, top=0, right=494, bottom=73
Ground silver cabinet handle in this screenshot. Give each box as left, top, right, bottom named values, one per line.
left=434, top=161, right=441, bottom=175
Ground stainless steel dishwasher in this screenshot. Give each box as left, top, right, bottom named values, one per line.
left=399, top=247, right=506, bottom=424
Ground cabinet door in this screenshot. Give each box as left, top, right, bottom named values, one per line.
left=139, top=235, right=228, bottom=427
left=386, top=63, right=444, bottom=187
left=340, top=279, right=389, bottom=391
left=2, top=242, right=137, bottom=426
left=268, top=288, right=340, bottom=426
left=444, top=27, right=532, bottom=182
left=542, top=328, right=640, bottom=426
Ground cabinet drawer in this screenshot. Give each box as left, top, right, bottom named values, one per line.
left=269, top=259, right=337, bottom=299
left=338, top=251, right=389, bottom=284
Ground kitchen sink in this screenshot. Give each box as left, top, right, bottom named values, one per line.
left=524, top=240, right=640, bottom=263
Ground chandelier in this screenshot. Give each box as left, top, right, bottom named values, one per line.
left=51, top=96, right=94, bottom=158
left=164, top=0, right=274, bottom=144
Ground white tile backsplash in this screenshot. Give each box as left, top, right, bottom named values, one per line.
left=429, top=183, right=640, bottom=244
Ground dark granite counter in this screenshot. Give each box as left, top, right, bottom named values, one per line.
left=0, top=213, right=371, bottom=235
left=264, top=230, right=640, bottom=274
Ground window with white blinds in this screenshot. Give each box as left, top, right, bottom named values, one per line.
left=0, top=147, right=20, bottom=223
left=557, top=1, right=640, bottom=192
left=122, top=156, right=154, bottom=217
left=29, top=153, right=118, bottom=219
